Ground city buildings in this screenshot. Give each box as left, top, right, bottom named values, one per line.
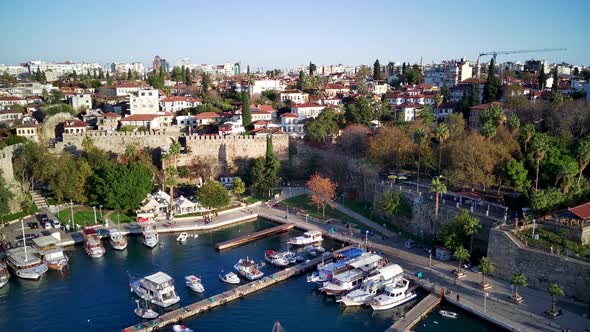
left=129, top=89, right=160, bottom=115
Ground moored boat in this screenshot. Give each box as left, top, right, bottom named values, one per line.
left=32, top=236, right=69, bottom=270
left=177, top=232, right=188, bottom=243
left=234, top=257, right=264, bottom=280
left=369, top=278, right=417, bottom=311
left=265, top=250, right=289, bottom=267
left=130, top=271, right=180, bottom=307
left=281, top=251, right=304, bottom=264
left=6, top=246, right=48, bottom=280
left=320, top=253, right=384, bottom=295
left=172, top=325, right=194, bottom=332
left=337, top=264, right=403, bottom=306
left=219, top=271, right=240, bottom=284
left=109, top=229, right=128, bottom=250
left=134, top=299, right=159, bottom=319
left=0, top=259, right=9, bottom=288
left=142, top=228, right=159, bottom=248
left=439, top=310, right=458, bottom=319
left=288, top=230, right=323, bottom=246
left=84, top=229, right=105, bottom=258
left=185, top=275, right=205, bottom=292
left=304, top=244, right=325, bottom=257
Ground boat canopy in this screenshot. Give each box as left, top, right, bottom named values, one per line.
left=338, top=248, right=364, bottom=259
left=377, top=264, right=403, bottom=280
left=348, top=253, right=382, bottom=269
left=32, top=236, right=59, bottom=248
left=144, top=272, right=174, bottom=286
left=304, top=230, right=322, bottom=237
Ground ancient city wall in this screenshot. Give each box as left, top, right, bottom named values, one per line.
left=487, top=228, right=590, bottom=302
left=0, top=144, right=23, bottom=212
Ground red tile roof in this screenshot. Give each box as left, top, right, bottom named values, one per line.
left=281, top=113, right=297, bottom=118
left=195, top=112, right=221, bottom=119
left=161, top=96, right=201, bottom=103
left=292, top=102, right=323, bottom=108
left=569, top=202, right=590, bottom=220
left=103, top=112, right=121, bottom=118
left=396, top=102, right=423, bottom=108
left=0, top=96, right=25, bottom=101
left=64, top=120, right=88, bottom=128
left=121, top=114, right=158, bottom=121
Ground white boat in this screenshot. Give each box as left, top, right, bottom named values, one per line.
left=143, top=229, right=159, bottom=248
left=6, top=246, right=48, bottom=280
left=185, top=275, right=205, bottom=292
left=338, top=264, right=403, bottom=306
left=219, top=271, right=240, bottom=284
left=234, top=258, right=264, bottom=280
left=288, top=230, right=323, bottom=246
left=109, top=229, right=128, bottom=250
left=439, top=310, right=458, bottom=319
left=32, top=236, right=69, bottom=270
left=177, top=232, right=189, bottom=243
left=172, top=325, right=194, bottom=332
left=320, top=253, right=384, bottom=295
left=304, top=244, right=325, bottom=257
left=84, top=233, right=106, bottom=258
left=0, top=259, right=10, bottom=288
left=370, top=278, right=417, bottom=310
left=134, top=299, right=159, bottom=319
left=281, top=251, right=304, bottom=264
left=130, top=272, right=180, bottom=308
left=265, top=250, right=289, bottom=267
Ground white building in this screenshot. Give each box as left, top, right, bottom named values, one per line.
left=291, top=102, right=325, bottom=119
left=250, top=79, right=286, bottom=96
left=424, top=60, right=472, bottom=87
left=0, top=64, right=28, bottom=77
left=129, top=89, right=160, bottom=115
left=368, top=82, right=389, bottom=95
left=160, top=96, right=202, bottom=113
left=394, top=103, right=423, bottom=122
left=218, top=121, right=245, bottom=135
left=278, top=90, right=309, bottom=103
left=27, top=61, right=103, bottom=79
left=99, top=83, right=146, bottom=97
left=0, top=96, right=27, bottom=109
left=280, top=113, right=305, bottom=136
left=68, top=93, right=92, bottom=111
left=3, top=82, right=56, bottom=97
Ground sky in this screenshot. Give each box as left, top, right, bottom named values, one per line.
left=0, top=0, right=588, bottom=69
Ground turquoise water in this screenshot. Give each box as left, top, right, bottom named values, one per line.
left=0, top=219, right=503, bottom=332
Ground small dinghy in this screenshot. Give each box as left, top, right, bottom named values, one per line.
left=177, top=232, right=189, bottom=243
left=185, top=275, right=205, bottom=292
left=219, top=271, right=240, bottom=284
left=439, top=310, right=458, bottom=319
left=134, top=300, right=159, bottom=319
left=172, top=325, right=194, bottom=332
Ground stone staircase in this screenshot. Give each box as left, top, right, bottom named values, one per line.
left=31, top=190, right=48, bottom=209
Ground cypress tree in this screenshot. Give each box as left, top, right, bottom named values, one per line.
left=552, top=66, right=559, bottom=92
left=373, top=59, right=382, bottom=80
left=539, top=68, right=546, bottom=90
left=266, top=135, right=274, bottom=160
left=40, top=71, right=46, bottom=82
left=98, top=69, right=104, bottom=79
left=185, top=69, right=192, bottom=86
left=35, top=67, right=41, bottom=81
left=482, top=58, right=498, bottom=103
left=247, top=65, right=250, bottom=75
left=93, top=69, right=97, bottom=79
left=241, top=92, right=251, bottom=126
left=127, top=68, right=133, bottom=80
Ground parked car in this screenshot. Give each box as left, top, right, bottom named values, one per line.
left=41, top=230, right=51, bottom=237
left=36, top=214, right=49, bottom=223
left=27, top=222, right=39, bottom=229
left=51, top=219, right=61, bottom=228
left=43, top=221, right=52, bottom=230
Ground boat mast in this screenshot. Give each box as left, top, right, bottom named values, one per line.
left=20, top=218, right=27, bottom=262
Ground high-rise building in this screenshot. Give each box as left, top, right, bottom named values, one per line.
left=153, top=56, right=161, bottom=74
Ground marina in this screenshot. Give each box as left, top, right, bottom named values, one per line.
left=214, top=222, right=294, bottom=250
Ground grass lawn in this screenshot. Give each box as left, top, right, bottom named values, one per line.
left=1, top=204, right=39, bottom=224
left=281, top=195, right=363, bottom=227
left=244, top=196, right=266, bottom=205
left=56, top=207, right=135, bottom=227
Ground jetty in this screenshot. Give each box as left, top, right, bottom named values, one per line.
left=123, top=246, right=353, bottom=332
left=214, top=223, right=294, bottom=250
left=386, top=292, right=442, bottom=332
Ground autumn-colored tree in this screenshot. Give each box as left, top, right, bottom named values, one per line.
left=337, top=124, right=371, bottom=157
left=367, top=126, right=416, bottom=171
left=306, top=173, right=337, bottom=219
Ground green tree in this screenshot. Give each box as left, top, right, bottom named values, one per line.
left=418, top=105, right=435, bottom=126
left=539, top=68, right=547, bottom=90
left=434, top=123, right=449, bottom=175
left=309, top=62, right=317, bottom=75
left=373, top=59, right=382, bottom=80
left=478, top=256, right=494, bottom=287
left=377, top=189, right=401, bottom=218
left=147, top=75, right=164, bottom=89
left=185, top=69, right=192, bottom=86
left=49, top=89, right=65, bottom=103
left=232, top=177, right=246, bottom=200
left=456, top=209, right=481, bottom=253
left=164, top=139, right=182, bottom=215
left=201, top=72, right=210, bottom=93
left=547, top=283, right=564, bottom=314
left=0, top=171, right=14, bottom=217
left=530, top=135, right=549, bottom=193
left=482, top=58, right=500, bottom=102
left=197, top=179, right=230, bottom=215
left=521, top=123, right=536, bottom=152
left=576, top=136, right=590, bottom=185
left=551, top=66, right=559, bottom=93
left=453, top=246, right=470, bottom=275
left=91, top=162, right=153, bottom=210
left=500, top=159, right=530, bottom=191
left=127, top=69, right=133, bottom=80
left=481, top=120, right=497, bottom=139
left=430, top=176, right=447, bottom=231
left=251, top=136, right=281, bottom=197
left=511, top=272, right=527, bottom=299
left=305, top=108, right=341, bottom=143
left=507, top=113, right=520, bottom=133
left=414, top=128, right=427, bottom=192
left=241, top=92, right=251, bottom=126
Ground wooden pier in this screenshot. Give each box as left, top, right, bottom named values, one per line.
left=122, top=247, right=355, bottom=332
left=386, top=292, right=442, bottom=332
left=214, top=223, right=294, bottom=250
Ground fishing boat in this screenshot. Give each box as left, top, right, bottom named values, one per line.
left=439, top=310, right=458, bottom=319
left=6, top=246, right=48, bottom=280
left=0, top=259, right=9, bottom=288
left=265, top=250, right=289, bottom=267
left=172, top=325, right=194, bottom=332
left=134, top=299, right=159, bottom=319
left=337, top=264, right=403, bottom=306
left=142, top=228, right=159, bottom=248
left=84, top=229, right=106, bottom=258
left=369, top=278, right=417, bottom=311
left=177, top=232, right=189, bottom=243
left=32, top=236, right=69, bottom=270
left=304, top=244, right=325, bottom=257
left=219, top=271, right=240, bottom=284
left=185, top=275, right=205, bottom=292
left=234, top=257, right=264, bottom=280
left=288, top=230, right=323, bottom=246
left=130, top=271, right=180, bottom=308
left=109, top=229, right=128, bottom=250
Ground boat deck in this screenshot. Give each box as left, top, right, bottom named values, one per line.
left=214, top=223, right=294, bottom=250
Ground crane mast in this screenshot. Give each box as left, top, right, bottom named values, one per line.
left=475, top=48, right=567, bottom=78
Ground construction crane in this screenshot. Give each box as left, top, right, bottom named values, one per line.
left=475, top=48, right=567, bottom=78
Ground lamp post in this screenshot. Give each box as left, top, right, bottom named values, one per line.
left=365, top=230, right=369, bottom=249
left=305, top=214, right=309, bottom=227
left=93, top=206, right=97, bottom=224
left=70, top=200, right=74, bottom=231
left=484, top=292, right=489, bottom=312
left=429, top=249, right=432, bottom=269
left=99, top=205, right=103, bottom=219
left=532, top=219, right=536, bottom=239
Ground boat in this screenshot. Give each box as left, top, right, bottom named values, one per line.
left=0, top=259, right=9, bottom=288
left=109, top=229, right=128, bottom=250
left=172, top=325, right=194, bottom=332
left=320, top=253, right=384, bottom=295
left=130, top=272, right=180, bottom=307
left=134, top=299, right=159, bottom=319
left=369, top=278, right=417, bottom=310
left=84, top=230, right=106, bottom=258
left=185, top=275, right=205, bottom=292
left=177, top=232, right=189, bottom=243
left=338, top=264, right=403, bottom=306
left=307, top=248, right=365, bottom=284
left=5, top=246, right=48, bottom=280
left=288, top=230, right=323, bottom=246
left=439, top=310, right=458, bottom=319
left=142, top=227, right=159, bottom=248
left=234, top=257, right=264, bottom=280
left=219, top=271, right=240, bottom=284
left=265, top=250, right=289, bottom=267
left=281, top=251, right=304, bottom=264
left=31, top=236, right=69, bottom=270
left=304, top=244, right=325, bottom=257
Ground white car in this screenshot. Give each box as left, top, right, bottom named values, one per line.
left=44, top=221, right=52, bottom=230
left=51, top=219, right=61, bottom=228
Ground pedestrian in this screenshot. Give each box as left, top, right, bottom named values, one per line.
left=456, top=294, right=460, bottom=302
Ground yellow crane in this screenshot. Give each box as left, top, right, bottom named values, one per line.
left=475, top=48, right=567, bottom=78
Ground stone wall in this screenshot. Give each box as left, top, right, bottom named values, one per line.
left=487, top=228, right=590, bottom=302
left=0, top=144, right=23, bottom=212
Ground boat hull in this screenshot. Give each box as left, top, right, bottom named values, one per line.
left=370, top=292, right=417, bottom=311
left=130, top=282, right=180, bottom=308
left=143, top=240, right=158, bottom=248
left=8, top=264, right=48, bottom=280
left=46, top=256, right=69, bottom=270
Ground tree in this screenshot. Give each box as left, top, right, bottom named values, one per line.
left=373, top=59, right=382, bottom=80
left=309, top=62, right=317, bottom=76
left=482, top=58, right=500, bottom=103
left=0, top=171, right=14, bottom=218
left=539, top=68, right=547, bottom=90
left=547, top=282, right=564, bottom=314
left=511, top=272, right=527, bottom=299
left=434, top=123, right=449, bottom=175
left=368, top=126, right=416, bottom=171
left=500, top=159, right=530, bottom=191
left=127, top=68, right=133, bottom=80
left=307, top=173, right=337, bottom=219
left=305, top=108, right=340, bottom=143
left=49, top=89, right=65, bottom=104
left=414, top=128, right=427, bottom=192
left=530, top=135, right=548, bottom=193
left=521, top=123, right=536, bottom=152
left=201, top=72, right=210, bottom=93
left=232, top=178, right=246, bottom=200
left=164, top=139, right=182, bottom=215
left=481, top=121, right=497, bottom=139
left=241, top=92, right=251, bottom=126
left=453, top=246, right=470, bottom=275
left=345, top=98, right=372, bottom=126
left=576, top=136, right=590, bottom=185
left=376, top=189, right=411, bottom=218
left=507, top=113, right=520, bottom=133
left=418, top=105, right=435, bottom=126
left=198, top=179, right=230, bottom=215
left=458, top=210, right=481, bottom=253
left=147, top=75, right=164, bottom=89
left=551, top=66, right=559, bottom=93
left=185, top=69, right=192, bottom=86
left=91, top=162, right=153, bottom=210
left=430, top=176, right=447, bottom=231
left=478, top=256, right=494, bottom=287
left=251, top=136, right=280, bottom=197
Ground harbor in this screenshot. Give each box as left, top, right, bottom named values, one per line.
left=215, top=223, right=294, bottom=250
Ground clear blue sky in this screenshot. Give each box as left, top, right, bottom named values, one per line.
left=0, top=0, right=588, bottom=69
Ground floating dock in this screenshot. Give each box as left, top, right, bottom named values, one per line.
left=386, top=292, right=442, bottom=332
left=214, top=223, right=294, bottom=250
left=123, top=246, right=354, bottom=332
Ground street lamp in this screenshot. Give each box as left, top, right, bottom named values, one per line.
left=484, top=292, right=489, bottom=312
left=99, top=205, right=103, bottom=219
left=93, top=206, right=97, bottom=224
left=365, top=230, right=369, bottom=249
left=305, top=214, right=309, bottom=227
left=70, top=200, right=74, bottom=231
left=429, top=249, right=432, bottom=269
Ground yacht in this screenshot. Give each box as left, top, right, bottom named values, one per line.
left=84, top=231, right=105, bottom=258
left=320, top=253, right=384, bottom=295
left=288, top=230, right=323, bottom=246
left=109, top=229, right=128, bottom=250
left=0, top=258, right=10, bottom=287
left=185, top=275, right=205, bottom=292
left=5, top=246, right=48, bottom=280
left=265, top=250, right=289, bottom=267
left=234, top=258, right=264, bottom=280
left=130, top=272, right=180, bottom=308
left=439, top=310, right=458, bottom=319
left=32, top=236, right=69, bottom=270
left=337, top=264, right=403, bottom=306
left=370, top=278, right=417, bottom=311
left=143, top=228, right=159, bottom=248
left=219, top=271, right=240, bottom=284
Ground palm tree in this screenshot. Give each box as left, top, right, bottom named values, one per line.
left=530, top=135, right=548, bottom=193
left=576, top=137, right=590, bottom=185
left=511, top=272, right=527, bottom=300
left=414, top=128, right=427, bottom=192
left=430, top=176, right=447, bottom=231
left=434, top=123, right=449, bottom=175
left=453, top=246, right=470, bottom=275
left=477, top=256, right=494, bottom=287
left=165, top=139, right=182, bottom=217
left=521, top=124, right=536, bottom=152
left=547, top=283, right=564, bottom=314
left=507, top=114, right=520, bottom=133
left=462, top=213, right=482, bottom=253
